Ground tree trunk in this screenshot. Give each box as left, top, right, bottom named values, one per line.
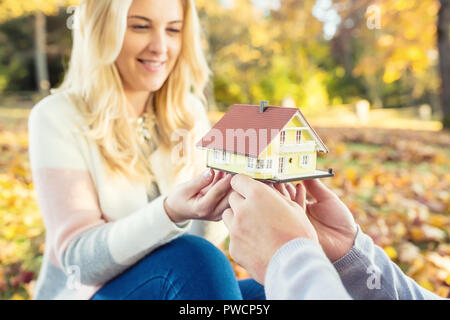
left=34, top=10, right=50, bottom=94
left=438, top=0, right=450, bottom=128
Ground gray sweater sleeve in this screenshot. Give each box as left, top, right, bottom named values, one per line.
left=265, top=226, right=445, bottom=300
left=333, top=225, right=443, bottom=300
left=61, top=194, right=192, bottom=287
left=264, top=239, right=352, bottom=299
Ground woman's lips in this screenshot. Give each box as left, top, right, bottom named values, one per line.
left=137, top=59, right=165, bottom=72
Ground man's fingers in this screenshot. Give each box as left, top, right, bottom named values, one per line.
left=222, top=208, right=234, bottom=230
left=230, top=174, right=262, bottom=199
left=302, top=179, right=337, bottom=202
left=228, top=190, right=245, bottom=210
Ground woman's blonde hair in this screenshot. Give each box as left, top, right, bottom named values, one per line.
left=54, top=0, right=210, bottom=190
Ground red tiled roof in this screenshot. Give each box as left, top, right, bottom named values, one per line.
left=196, top=104, right=299, bottom=157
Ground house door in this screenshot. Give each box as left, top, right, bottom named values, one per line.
left=278, top=157, right=285, bottom=175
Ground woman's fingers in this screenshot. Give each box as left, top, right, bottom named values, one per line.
left=285, top=183, right=296, bottom=201
left=295, top=182, right=306, bottom=211
left=199, top=173, right=233, bottom=211
left=302, top=179, right=337, bottom=202
left=198, top=169, right=224, bottom=196
left=211, top=188, right=233, bottom=220
left=273, top=183, right=290, bottom=199
left=183, top=168, right=215, bottom=198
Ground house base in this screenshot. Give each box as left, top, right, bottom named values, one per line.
left=260, top=168, right=335, bottom=183
left=206, top=166, right=334, bottom=184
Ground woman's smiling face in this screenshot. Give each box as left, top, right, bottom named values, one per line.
left=116, top=0, right=184, bottom=93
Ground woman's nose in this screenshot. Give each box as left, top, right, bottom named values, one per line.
left=147, top=30, right=168, bottom=57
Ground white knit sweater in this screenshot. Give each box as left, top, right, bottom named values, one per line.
left=28, top=91, right=216, bottom=299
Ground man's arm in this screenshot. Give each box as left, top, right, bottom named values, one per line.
left=333, top=225, right=443, bottom=300
left=265, top=238, right=352, bottom=300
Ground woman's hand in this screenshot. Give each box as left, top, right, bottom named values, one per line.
left=164, top=168, right=233, bottom=223
left=271, top=182, right=296, bottom=201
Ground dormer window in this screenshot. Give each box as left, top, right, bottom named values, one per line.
left=296, top=130, right=302, bottom=144
left=280, top=131, right=286, bottom=144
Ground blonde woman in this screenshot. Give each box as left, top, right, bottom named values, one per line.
left=28, top=0, right=265, bottom=300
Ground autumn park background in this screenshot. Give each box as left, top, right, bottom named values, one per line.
left=0, top=0, right=449, bottom=300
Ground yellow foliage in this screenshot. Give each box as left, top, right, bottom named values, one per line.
left=382, top=72, right=400, bottom=85
left=334, top=143, right=347, bottom=156
left=429, top=215, right=446, bottom=229
left=418, top=279, right=434, bottom=292
left=410, top=227, right=425, bottom=241
left=355, top=0, right=437, bottom=87
left=436, top=286, right=450, bottom=298
left=11, top=293, right=26, bottom=300
left=384, top=246, right=398, bottom=260
left=0, top=0, right=79, bottom=22
left=344, top=167, right=358, bottom=184
left=377, top=35, right=395, bottom=47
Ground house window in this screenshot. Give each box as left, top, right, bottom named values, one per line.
left=256, top=159, right=265, bottom=169
left=296, top=130, right=302, bottom=144
left=278, top=157, right=285, bottom=174
left=213, top=150, right=230, bottom=164
left=266, top=159, right=273, bottom=169
left=247, top=157, right=254, bottom=168
left=300, top=155, right=310, bottom=167
left=213, top=150, right=221, bottom=161
left=280, top=131, right=286, bottom=144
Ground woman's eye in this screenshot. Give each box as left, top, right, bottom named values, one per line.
left=168, top=28, right=181, bottom=33
left=132, top=25, right=149, bottom=30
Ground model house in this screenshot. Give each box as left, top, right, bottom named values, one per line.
left=196, top=101, right=334, bottom=183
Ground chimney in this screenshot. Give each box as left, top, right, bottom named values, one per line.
left=259, top=101, right=268, bottom=113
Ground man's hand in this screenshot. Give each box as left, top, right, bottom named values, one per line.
left=222, top=174, right=318, bottom=284
left=295, top=180, right=358, bottom=262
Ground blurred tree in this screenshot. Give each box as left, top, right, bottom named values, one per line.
left=331, top=0, right=440, bottom=110
left=0, top=0, right=77, bottom=93
left=34, top=10, right=49, bottom=93
left=198, top=0, right=330, bottom=111
left=438, top=0, right=450, bottom=128
left=0, top=0, right=444, bottom=120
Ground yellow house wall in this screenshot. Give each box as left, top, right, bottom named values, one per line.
left=284, top=116, right=314, bottom=144
left=280, top=152, right=316, bottom=176
left=206, top=150, right=248, bottom=174
left=206, top=150, right=275, bottom=179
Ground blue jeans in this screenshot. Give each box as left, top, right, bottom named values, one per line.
left=91, top=235, right=266, bottom=300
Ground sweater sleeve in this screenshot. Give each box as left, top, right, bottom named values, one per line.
left=332, top=225, right=444, bottom=300
left=264, top=239, right=352, bottom=300
left=28, top=99, right=191, bottom=286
